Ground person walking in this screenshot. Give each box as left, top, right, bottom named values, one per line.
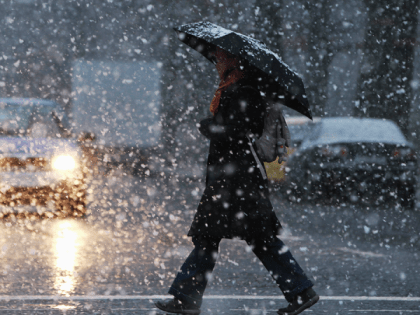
left=155, top=43, right=319, bottom=315
left=155, top=21, right=318, bottom=315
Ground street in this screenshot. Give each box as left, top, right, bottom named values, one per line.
left=0, top=172, right=419, bottom=314
left=1, top=0, right=420, bottom=314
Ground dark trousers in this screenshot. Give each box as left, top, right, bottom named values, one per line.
left=168, top=236, right=313, bottom=307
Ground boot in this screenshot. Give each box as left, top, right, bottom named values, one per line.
left=277, top=288, right=319, bottom=315
left=154, top=298, right=201, bottom=315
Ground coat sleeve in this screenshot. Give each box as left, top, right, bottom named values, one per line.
left=198, top=86, right=265, bottom=142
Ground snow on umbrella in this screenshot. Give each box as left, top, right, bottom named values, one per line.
left=173, top=21, right=312, bottom=120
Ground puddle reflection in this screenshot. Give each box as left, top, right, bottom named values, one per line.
left=54, top=221, right=78, bottom=296
left=51, top=305, right=77, bottom=310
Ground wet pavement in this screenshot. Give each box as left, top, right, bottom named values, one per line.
left=0, top=297, right=420, bottom=314
left=0, top=173, right=419, bottom=314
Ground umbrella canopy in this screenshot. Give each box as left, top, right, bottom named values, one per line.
left=173, top=21, right=312, bottom=120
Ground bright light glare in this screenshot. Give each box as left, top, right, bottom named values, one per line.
left=52, top=155, right=76, bottom=171
left=55, top=222, right=78, bottom=296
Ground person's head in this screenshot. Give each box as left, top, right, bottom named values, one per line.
left=211, top=47, right=241, bottom=79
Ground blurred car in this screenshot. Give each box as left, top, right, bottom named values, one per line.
left=264, top=116, right=320, bottom=182
left=0, top=98, right=93, bottom=218
left=285, top=117, right=418, bottom=209
left=286, top=116, right=322, bottom=148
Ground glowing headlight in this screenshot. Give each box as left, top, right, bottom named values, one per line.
left=52, top=155, right=76, bottom=171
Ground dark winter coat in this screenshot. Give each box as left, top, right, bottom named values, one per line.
left=187, top=77, right=282, bottom=240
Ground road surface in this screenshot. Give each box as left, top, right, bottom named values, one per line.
left=0, top=173, right=418, bottom=314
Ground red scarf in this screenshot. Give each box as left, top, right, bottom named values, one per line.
left=210, top=48, right=245, bottom=115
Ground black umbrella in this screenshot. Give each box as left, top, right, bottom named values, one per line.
left=173, top=21, right=312, bottom=120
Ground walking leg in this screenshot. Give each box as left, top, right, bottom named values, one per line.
left=247, top=236, right=314, bottom=303
left=168, top=236, right=221, bottom=307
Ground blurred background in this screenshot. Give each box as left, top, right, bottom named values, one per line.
left=0, top=1, right=419, bottom=309
left=1, top=0, right=420, bottom=171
